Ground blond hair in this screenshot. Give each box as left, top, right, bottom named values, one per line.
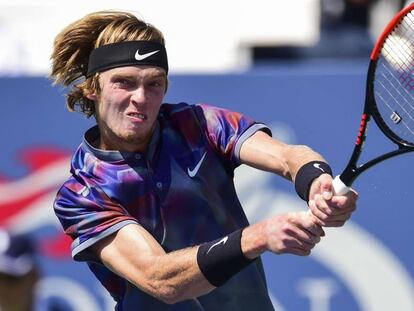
left=50, top=11, right=165, bottom=117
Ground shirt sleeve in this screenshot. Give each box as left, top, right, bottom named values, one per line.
left=54, top=177, right=138, bottom=263
left=196, top=103, right=271, bottom=167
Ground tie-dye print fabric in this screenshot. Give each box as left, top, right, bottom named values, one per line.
left=54, top=102, right=275, bottom=310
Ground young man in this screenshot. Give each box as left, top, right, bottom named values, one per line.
left=51, top=11, right=357, bottom=310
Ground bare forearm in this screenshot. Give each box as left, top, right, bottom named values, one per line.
left=144, top=247, right=214, bottom=303
left=284, top=145, right=326, bottom=181
left=240, top=131, right=327, bottom=181
left=96, top=225, right=214, bottom=304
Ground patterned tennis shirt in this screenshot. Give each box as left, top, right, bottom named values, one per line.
left=54, top=102, right=275, bottom=310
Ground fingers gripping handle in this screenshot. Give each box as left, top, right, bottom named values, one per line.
left=332, top=175, right=351, bottom=195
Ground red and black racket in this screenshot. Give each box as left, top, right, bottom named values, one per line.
left=333, top=3, right=414, bottom=195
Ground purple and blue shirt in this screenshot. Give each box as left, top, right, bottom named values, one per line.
left=54, top=103, right=275, bottom=310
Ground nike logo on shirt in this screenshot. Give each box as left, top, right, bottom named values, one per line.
left=135, top=49, right=160, bottom=61
left=187, top=152, right=207, bottom=178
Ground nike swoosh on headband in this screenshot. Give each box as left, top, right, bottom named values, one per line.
left=135, top=49, right=160, bottom=61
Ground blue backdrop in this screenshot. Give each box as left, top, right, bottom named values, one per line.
left=1, top=60, right=412, bottom=310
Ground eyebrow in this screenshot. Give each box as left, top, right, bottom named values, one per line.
left=110, top=71, right=166, bottom=80
left=146, top=72, right=167, bottom=80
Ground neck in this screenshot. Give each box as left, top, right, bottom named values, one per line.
left=97, top=125, right=155, bottom=153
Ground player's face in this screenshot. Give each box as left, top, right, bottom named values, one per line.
left=91, top=66, right=167, bottom=152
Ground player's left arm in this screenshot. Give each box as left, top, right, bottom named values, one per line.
left=239, top=130, right=358, bottom=227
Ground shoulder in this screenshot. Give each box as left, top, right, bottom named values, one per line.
left=159, top=102, right=200, bottom=126
left=54, top=176, right=86, bottom=206
left=159, top=102, right=226, bottom=125
left=159, top=102, right=223, bottom=116
left=159, top=102, right=190, bottom=115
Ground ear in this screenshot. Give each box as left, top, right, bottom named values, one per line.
left=86, top=93, right=97, bottom=101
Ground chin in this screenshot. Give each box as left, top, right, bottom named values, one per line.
left=120, top=131, right=148, bottom=145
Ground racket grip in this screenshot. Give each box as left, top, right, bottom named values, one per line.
left=332, top=175, right=351, bottom=195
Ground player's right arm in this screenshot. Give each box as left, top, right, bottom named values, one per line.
left=55, top=174, right=323, bottom=304
left=91, top=223, right=214, bottom=304
left=90, top=211, right=323, bottom=304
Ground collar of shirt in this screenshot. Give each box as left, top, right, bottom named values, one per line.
left=81, top=122, right=161, bottom=163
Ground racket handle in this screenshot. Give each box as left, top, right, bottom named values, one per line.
left=332, top=175, right=351, bottom=195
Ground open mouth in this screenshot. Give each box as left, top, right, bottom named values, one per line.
left=126, top=112, right=147, bottom=120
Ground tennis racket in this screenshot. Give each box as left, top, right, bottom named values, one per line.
left=332, top=3, right=414, bottom=195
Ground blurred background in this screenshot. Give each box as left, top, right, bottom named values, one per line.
left=0, top=0, right=413, bottom=310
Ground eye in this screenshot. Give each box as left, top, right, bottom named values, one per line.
left=113, top=77, right=134, bottom=88
left=150, top=81, right=160, bottom=87
left=148, top=78, right=165, bottom=89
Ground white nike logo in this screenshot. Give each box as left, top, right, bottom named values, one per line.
left=134, top=49, right=160, bottom=61
left=187, top=152, right=207, bottom=178
left=207, top=236, right=229, bottom=254
left=313, top=163, right=325, bottom=172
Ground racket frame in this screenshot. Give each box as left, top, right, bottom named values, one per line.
left=334, top=5, right=414, bottom=194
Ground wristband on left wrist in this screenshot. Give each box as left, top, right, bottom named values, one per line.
left=294, top=161, right=333, bottom=201
left=196, top=228, right=253, bottom=287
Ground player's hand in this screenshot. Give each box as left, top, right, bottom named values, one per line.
left=264, top=211, right=324, bottom=256
left=307, top=174, right=358, bottom=227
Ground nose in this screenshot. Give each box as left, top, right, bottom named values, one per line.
left=130, top=85, right=147, bottom=105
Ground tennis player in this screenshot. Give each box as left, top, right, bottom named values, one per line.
left=51, top=11, right=358, bottom=311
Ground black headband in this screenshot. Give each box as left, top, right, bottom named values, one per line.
left=86, top=41, right=168, bottom=77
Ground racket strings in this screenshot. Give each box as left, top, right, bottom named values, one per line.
left=375, top=85, right=414, bottom=138
left=375, top=10, right=414, bottom=144
left=375, top=63, right=414, bottom=140
left=377, top=62, right=414, bottom=120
